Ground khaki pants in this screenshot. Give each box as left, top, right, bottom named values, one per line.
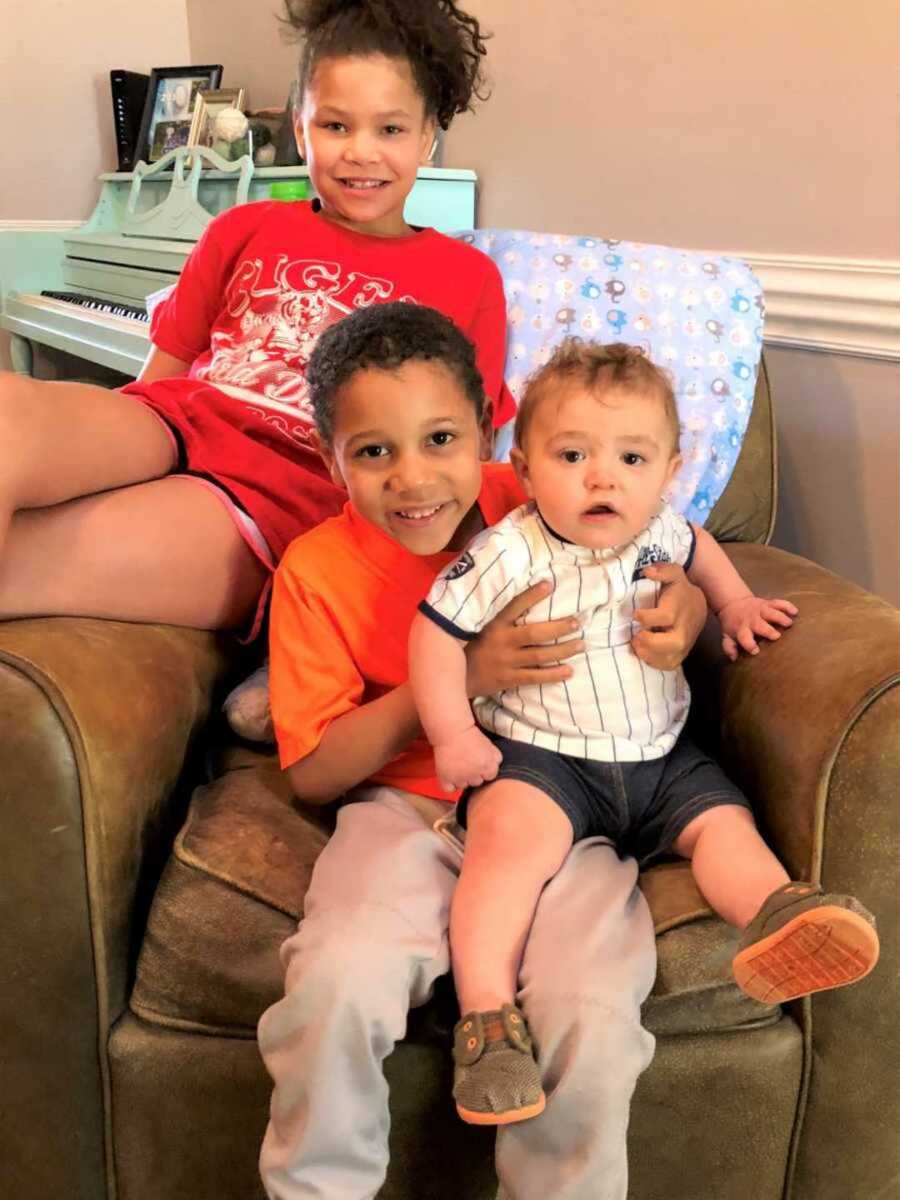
left=259, top=786, right=657, bottom=1200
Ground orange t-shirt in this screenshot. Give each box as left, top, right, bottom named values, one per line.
left=270, top=462, right=526, bottom=800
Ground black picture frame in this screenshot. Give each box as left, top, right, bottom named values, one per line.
left=135, top=64, right=223, bottom=165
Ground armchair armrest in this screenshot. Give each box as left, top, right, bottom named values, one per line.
left=686, top=544, right=899, bottom=1200
left=687, top=543, right=900, bottom=881
left=0, top=616, right=235, bottom=1200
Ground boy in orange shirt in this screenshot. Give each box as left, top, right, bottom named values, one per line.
left=260, top=302, right=706, bottom=1200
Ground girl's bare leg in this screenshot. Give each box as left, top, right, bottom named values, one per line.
left=0, top=477, right=269, bottom=628
left=451, top=781, right=574, bottom=1014
left=0, top=373, right=268, bottom=628
left=0, top=374, right=176, bottom=543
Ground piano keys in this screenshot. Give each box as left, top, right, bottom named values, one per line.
left=3, top=292, right=150, bottom=377
left=0, top=147, right=478, bottom=379
left=38, top=291, right=151, bottom=322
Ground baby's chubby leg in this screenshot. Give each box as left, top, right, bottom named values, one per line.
left=672, top=804, right=786, bottom=929
left=449, top=780, right=573, bottom=1125
left=674, top=806, right=879, bottom=1004
left=452, top=780, right=574, bottom=1014
left=496, top=838, right=657, bottom=1200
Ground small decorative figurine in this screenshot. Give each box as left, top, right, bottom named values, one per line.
left=211, top=107, right=251, bottom=162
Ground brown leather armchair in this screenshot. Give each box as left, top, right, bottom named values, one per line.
left=2, top=359, right=897, bottom=1200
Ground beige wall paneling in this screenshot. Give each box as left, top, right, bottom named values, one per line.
left=740, top=256, right=900, bottom=361
left=768, top=348, right=899, bottom=607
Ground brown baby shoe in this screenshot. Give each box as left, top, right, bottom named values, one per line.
left=732, top=882, right=880, bottom=1004
left=452, top=1004, right=546, bottom=1125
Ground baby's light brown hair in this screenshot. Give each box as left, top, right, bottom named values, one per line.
left=514, top=340, right=681, bottom=454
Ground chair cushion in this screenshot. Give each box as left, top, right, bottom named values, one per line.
left=704, top=355, right=775, bottom=545
left=131, top=762, right=775, bottom=1040
left=456, top=229, right=765, bottom=527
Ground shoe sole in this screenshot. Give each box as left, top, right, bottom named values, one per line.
left=456, top=1092, right=546, bottom=1126
left=733, top=905, right=880, bottom=1004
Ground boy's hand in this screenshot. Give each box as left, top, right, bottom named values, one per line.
left=631, top=564, right=707, bottom=671
left=717, top=595, right=798, bottom=660
left=434, top=726, right=502, bottom=793
left=465, top=581, right=585, bottom=697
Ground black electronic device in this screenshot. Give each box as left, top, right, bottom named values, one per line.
left=110, top=70, right=150, bottom=171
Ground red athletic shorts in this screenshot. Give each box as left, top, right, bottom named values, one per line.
left=121, top=377, right=346, bottom=637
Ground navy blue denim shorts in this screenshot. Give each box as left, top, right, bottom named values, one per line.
left=458, top=732, right=751, bottom=866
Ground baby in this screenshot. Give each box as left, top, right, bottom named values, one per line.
left=409, top=339, right=880, bottom=1126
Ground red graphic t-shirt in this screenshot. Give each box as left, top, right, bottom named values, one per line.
left=150, top=200, right=515, bottom=445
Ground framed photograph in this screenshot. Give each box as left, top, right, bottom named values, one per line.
left=187, top=88, right=245, bottom=156
left=135, top=65, right=223, bottom=164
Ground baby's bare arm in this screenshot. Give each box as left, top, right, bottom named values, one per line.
left=409, top=612, right=474, bottom=745
left=688, top=525, right=798, bottom=659
left=409, top=613, right=501, bottom=792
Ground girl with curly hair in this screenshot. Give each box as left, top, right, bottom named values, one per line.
left=0, top=0, right=515, bottom=642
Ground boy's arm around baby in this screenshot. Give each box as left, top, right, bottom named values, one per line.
left=286, top=586, right=585, bottom=804
left=278, top=574, right=583, bottom=804
left=630, top=562, right=708, bottom=669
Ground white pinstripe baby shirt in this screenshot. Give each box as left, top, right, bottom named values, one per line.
left=420, top=502, right=696, bottom=764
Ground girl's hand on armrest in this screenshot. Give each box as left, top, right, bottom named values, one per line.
left=465, top=581, right=585, bottom=697
left=718, top=595, right=798, bottom=661
left=631, top=564, right=707, bottom=671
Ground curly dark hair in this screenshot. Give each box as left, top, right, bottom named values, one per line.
left=307, top=302, right=485, bottom=443
left=515, top=339, right=681, bottom=454
left=282, top=0, right=490, bottom=129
